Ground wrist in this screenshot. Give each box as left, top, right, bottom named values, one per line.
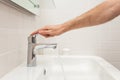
left=62, top=20, right=76, bottom=32
left=60, top=23, right=70, bottom=33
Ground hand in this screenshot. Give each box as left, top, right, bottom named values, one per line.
left=31, top=24, right=67, bottom=38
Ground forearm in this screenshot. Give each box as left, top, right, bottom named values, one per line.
left=62, top=0, right=120, bottom=31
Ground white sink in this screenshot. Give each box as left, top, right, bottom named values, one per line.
left=1, top=56, right=120, bottom=80
left=0, top=62, right=44, bottom=80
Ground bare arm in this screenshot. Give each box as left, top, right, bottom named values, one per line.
left=31, top=0, right=120, bottom=37
left=63, top=0, right=120, bottom=31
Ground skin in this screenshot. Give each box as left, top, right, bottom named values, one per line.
left=31, top=0, right=120, bottom=38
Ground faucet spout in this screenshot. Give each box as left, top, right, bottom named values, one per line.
left=35, top=43, right=57, bottom=49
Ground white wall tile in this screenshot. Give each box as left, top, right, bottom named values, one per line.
left=0, top=2, right=35, bottom=78
left=33, top=0, right=120, bottom=69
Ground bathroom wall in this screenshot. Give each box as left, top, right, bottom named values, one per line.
left=0, top=0, right=58, bottom=77
left=53, top=0, right=120, bottom=70
left=0, top=1, right=37, bottom=77
left=0, top=0, right=120, bottom=78
left=37, top=0, right=120, bottom=70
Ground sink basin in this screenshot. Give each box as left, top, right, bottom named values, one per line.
left=1, top=56, right=120, bottom=80
left=0, top=62, right=45, bottom=80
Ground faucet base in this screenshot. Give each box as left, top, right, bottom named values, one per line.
left=27, top=57, right=36, bottom=67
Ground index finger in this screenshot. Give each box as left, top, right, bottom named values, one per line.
left=31, top=30, right=39, bottom=36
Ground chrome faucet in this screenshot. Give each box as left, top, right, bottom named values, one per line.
left=27, top=35, right=57, bottom=67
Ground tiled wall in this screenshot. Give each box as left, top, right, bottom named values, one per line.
left=0, top=0, right=45, bottom=77
left=0, top=0, right=120, bottom=78
left=34, top=9, right=120, bottom=71
left=0, top=1, right=59, bottom=77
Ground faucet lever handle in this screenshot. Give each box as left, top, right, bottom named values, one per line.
left=28, top=35, right=36, bottom=43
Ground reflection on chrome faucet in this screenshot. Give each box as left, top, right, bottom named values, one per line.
left=27, top=35, right=57, bottom=67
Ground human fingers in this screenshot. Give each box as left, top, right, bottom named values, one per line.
left=31, top=30, right=39, bottom=35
